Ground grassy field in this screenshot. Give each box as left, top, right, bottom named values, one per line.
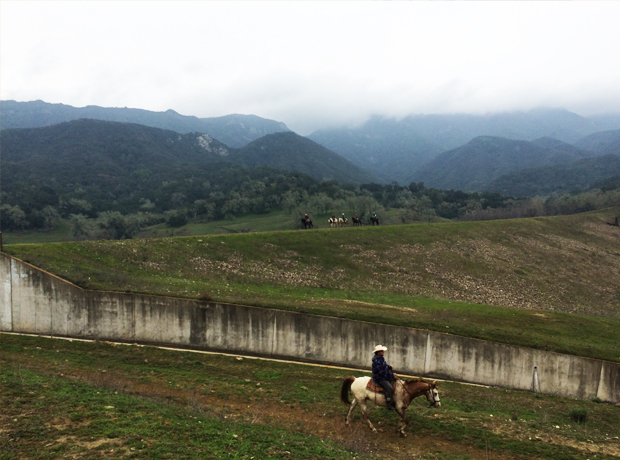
left=135, top=210, right=300, bottom=239
left=1, top=212, right=298, bottom=245
left=1, top=220, right=75, bottom=245
left=2, top=334, right=619, bottom=460
left=1, top=208, right=408, bottom=244
left=5, top=208, right=620, bottom=363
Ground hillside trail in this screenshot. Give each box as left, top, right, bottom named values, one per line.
left=4, top=355, right=535, bottom=460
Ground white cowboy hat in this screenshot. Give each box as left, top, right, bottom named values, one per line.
left=373, top=344, right=388, bottom=353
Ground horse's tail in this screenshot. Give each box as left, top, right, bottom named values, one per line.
left=340, top=376, right=355, bottom=405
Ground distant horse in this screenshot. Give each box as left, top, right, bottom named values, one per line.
left=301, top=217, right=314, bottom=229
left=328, top=217, right=339, bottom=228
left=352, top=216, right=362, bottom=227
left=341, top=377, right=440, bottom=436
left=370, top=216, right=380, bottom=226
left=339, top=218, right=349, bottom=228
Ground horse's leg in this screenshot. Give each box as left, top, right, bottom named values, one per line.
left=395, top=406, right=409, bottom=437
left=359, top=401, right=377, bottom=432
left=345, top=398, right=358, bottom=426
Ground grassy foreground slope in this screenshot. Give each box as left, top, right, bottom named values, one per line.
left=3, top=334, right=619, bottom=460
left=5, top=208, right=620, bottom=362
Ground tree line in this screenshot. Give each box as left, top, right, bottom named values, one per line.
left=2, top=164, right=619, bottom=240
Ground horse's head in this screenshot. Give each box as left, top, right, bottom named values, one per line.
left=425, top=381, right=441, bottom=408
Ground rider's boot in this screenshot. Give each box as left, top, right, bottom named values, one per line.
left=386, top=397, right=395, bottom=410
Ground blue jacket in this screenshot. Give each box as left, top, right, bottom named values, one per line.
left=372, top=354, right=394, bottom=383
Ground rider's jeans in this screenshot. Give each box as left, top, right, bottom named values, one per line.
left=378, top=379, right=393, bottom=401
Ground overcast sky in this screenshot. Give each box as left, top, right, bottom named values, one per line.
left=2, top=1, right=620, bottom=135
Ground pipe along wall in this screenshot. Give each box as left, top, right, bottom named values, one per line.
left=1, top=252, right=618, bottom=403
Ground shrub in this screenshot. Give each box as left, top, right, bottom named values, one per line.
left=197, top=292, right=213, bottom=302
left=569, top=407, right=588, bottom=425
left=166, top=211, right=188, bottom=228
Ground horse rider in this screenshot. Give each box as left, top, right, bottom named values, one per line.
left=372, top=212, right=377, bottom=221
left=341, top=212, right=346, bottom=221
left=372, top=345, right=395, bottom=410
left=304, top=213, right=310, bottom=224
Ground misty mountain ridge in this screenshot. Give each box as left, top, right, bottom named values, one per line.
left=4, top=99, right=620, bottom=189
left=0, top=99, right=291, bottom=148
left=409, top=135, right=599, bottom=192
left=308, top=108, right=620, bottom=184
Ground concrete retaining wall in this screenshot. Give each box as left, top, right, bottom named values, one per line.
left=1, top=252, right=618, bottom=403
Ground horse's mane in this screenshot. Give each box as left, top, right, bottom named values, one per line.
left=404, top=378, right=429, bottom=385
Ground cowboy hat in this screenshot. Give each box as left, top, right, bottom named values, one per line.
left=373, top=344, right=387, bottom=353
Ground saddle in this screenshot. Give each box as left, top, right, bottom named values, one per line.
left=366, top=379, right=395, bottom=393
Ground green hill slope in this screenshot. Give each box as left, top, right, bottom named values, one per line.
left=2, top=119, right=233, bottom=215
left=6, top=208, right=620, bottom=362
left=232, top=132, right=378, bottom=184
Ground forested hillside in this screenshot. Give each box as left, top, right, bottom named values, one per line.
left=3, top=115, right=620, bottom=243
left=231, top=132, right=377, bottom=184
left=574, top=129, right=620, bottom=156
left=487, top=154, right=620, bottom=197
left=1, top=119, right=521, bottom=238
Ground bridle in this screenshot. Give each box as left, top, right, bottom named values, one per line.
left=426, top=386, right=440, bottom=408
left=398, top=378, right=439, bottom=408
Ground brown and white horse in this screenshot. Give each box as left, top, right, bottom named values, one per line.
left=328, top=217, right=339, bottom=228
left=340, top=376, right=440, bottom=436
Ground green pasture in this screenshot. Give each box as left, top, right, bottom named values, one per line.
left=136, top=210, right=299, bottom=238
left=2, top=334, right=619, bottom=460
left=1, top=220, right=75, bottom=245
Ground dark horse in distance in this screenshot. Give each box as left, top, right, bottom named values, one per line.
left=370, top=215, right=380, bottom=226
left=301, top=217, right=314, bottom=229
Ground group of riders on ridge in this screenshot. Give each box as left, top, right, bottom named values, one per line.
left=301, top=212, right=379, bottom=228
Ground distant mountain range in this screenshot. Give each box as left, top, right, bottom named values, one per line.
left=307, top=109, right=620, bottom=183
left=3, top=119, right=376, bottom=187
left=0, top=99, right=291, bottom=148
left=4, top=100, right=620, bottom=197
